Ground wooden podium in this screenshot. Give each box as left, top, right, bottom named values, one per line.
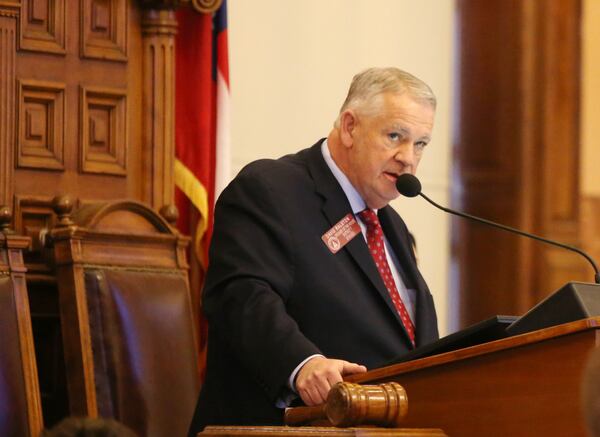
left=199, top=318, right=598, bottom=436
left=346, top=317, right=600, bottom=436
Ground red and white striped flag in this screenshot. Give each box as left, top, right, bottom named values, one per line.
left=175, top=0, right=230, bottom=379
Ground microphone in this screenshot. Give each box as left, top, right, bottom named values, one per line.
left=396, top=173, right=600, bottom=284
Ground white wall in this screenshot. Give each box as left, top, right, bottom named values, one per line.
left=228, top=0, right=455, bottom=335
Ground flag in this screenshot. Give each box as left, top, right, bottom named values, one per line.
left=175, top=0, right=230, bottom=380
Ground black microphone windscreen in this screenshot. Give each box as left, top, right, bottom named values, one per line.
left=396, top=174, right=422, bottom=197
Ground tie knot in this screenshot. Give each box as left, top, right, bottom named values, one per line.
left=358, top=209, right=379, bottom=228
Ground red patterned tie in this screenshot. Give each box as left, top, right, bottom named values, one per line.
left=358, top=209, right=415, bottom=345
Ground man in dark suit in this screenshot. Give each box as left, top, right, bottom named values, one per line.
left=188, top=67, right=439, bottom=434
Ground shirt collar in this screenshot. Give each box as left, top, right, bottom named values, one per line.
left=321, top=140, right=369, bottom=214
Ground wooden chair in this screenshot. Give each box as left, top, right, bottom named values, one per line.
left=0, top=206, right=43, bottom=436
left=49, top=197, right=199, bottom=437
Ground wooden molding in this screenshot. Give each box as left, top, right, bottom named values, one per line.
left=72, top=199, right=173, bottom=232
left=50, top=199, right=189, bottom=270
left=17, top=79, right=66, bottom=171
left=0, top=8, right=17, bottom=206
left=20, top=0, right=66, bottom=54
left=0, top=2, right=19, bottom=18
left=80, top=0, right=127, bottom=62
left=79, top=85, right=127, bottom=176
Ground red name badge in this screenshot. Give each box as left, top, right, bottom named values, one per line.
left=321, top=213, right=361, bottom=254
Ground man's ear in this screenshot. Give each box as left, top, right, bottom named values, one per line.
left=339, top=110, right=357, bottom=148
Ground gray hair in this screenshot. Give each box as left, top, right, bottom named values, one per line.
left=334, top=67, right=436, bottom=127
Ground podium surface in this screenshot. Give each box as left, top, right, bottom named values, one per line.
left=347, top=317, right=600, bottom=437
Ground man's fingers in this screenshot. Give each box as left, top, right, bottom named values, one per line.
left=299, top=371, right=337, bottom=405
left=296, top=357, right=367, bottom=406
left=340, top=361, right=368, bottom=375
left=299, top=387, right=317, bottom=406
left=300, top=375, right=330, bottom=405
left=313, top=380, right=330, bottom=405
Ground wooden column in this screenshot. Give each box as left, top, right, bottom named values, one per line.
left=454, top=0, right=585, bottom=325
left=141, top=5, right=178, bottom=209
left=0, top=3, right=18, bottom=207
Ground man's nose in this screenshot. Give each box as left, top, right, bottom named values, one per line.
left=394, top=143, right=416, bottom=168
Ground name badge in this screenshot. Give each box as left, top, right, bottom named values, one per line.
left=321, top=213, right=361, bottom=254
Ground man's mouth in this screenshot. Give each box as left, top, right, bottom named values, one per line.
left=383, top=171, right=400, bottom=182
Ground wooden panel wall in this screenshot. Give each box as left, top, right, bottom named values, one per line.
left=453, top=0, right=595, bottom=326
left=0, top=0, right=178, bottom=257
left=0, top=0, right=182, bottom=427
left=12, top=0, right=140, bottom=224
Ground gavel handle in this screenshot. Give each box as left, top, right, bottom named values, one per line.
left=284, top=404, right=327, bottom=426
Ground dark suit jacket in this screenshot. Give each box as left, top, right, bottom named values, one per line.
left=188, top=140, right=438, bottom=434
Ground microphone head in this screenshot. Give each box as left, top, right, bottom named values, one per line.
left=396, top=174, right=422, bottom=197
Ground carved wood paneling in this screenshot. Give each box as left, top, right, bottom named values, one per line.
left=81, top=0, right=127, bottom=61
left=17, top=79, right=65, bottom=171
left=20, top=0, right=66, bottom=54
left=141, top=9, right=176, bottom=208
left=80, top=85, right=127, bottom=176
left=0, top=6, right=17, bottom=207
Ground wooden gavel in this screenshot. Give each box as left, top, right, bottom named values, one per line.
left=284, top=382, right=408, bottom=428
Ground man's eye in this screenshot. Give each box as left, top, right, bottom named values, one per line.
left=415, top=141, right=428, bottom=151
left=389, top=133, right=400, bottom=141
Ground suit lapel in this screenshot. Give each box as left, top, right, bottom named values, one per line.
left=305, top=142, right=415, bottom=347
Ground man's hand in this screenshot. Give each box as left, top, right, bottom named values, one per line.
left=295, top=356, right=367, bottom=406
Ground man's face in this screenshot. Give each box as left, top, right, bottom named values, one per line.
left=343, top=92, right=435, bottom=209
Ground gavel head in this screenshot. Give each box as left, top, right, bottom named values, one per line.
left=325, top=381, right=408, bottom=428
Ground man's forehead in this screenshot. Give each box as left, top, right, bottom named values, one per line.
left=356, top=92, right=435, bottom=132
left=386, top=123, right=433, bottom=141
left=381, top=92, right=435, bottom=110
left=378, top=101, right=435, bottom=127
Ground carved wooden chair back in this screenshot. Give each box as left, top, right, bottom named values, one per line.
left=49, top=199, right=199, bottom=437
left=0, top=207, right=43, bottom=437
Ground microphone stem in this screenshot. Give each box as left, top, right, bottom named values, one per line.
left=419, top=192, right=600, bottom=285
